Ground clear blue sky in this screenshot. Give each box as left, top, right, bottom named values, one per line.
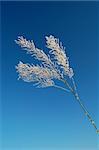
left=1, top=1, right=99, bottom=150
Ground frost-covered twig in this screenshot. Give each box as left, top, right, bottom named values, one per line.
left=15, top=35, right=99, bottom=133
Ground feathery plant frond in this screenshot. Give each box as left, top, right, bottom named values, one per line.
left=15, top=36, right=53, bottom=68
left=15, top=35, right=99, bottom=133
left=46, top=35, right=74, bottom=78
left=16, top=61, right=60, bottom=88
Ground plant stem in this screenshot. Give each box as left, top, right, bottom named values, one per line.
left=53, top=84, right=70, bottom=92
left=61, top=78, right=99, bottom=133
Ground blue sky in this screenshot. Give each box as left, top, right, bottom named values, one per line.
left=1, top=1, right=99, bottom=150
